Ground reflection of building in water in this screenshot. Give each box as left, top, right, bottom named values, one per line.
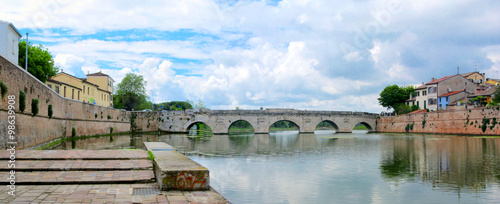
left=380, top=136, right=500, bottom=192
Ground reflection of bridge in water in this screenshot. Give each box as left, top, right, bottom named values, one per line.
left=160, top=109, right=378, bottom=134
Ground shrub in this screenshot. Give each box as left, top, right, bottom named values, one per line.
left=72, top=127, right=76, bottom=137
left=147, top=151, right=155, bottom=161
left=31, top=98, right=39, bottom=116
left=110, top=127, right=114, bottom=134
left=95, top=113, right=98, bottom=119
left=107, top=114, right=112, bottom=119
left=19, top=91, right=26, bottom=112
left=48, top=104, right=53, bottom=119
left=0, top=81, right=8, bottom=99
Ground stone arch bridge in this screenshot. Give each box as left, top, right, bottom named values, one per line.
left=159, top=109, right=378, bottom=134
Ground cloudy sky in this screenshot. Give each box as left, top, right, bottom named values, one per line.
left=2, top=0, right=500, bottom=112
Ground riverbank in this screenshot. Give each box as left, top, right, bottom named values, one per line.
left=377, top=107, right=500, bottom=135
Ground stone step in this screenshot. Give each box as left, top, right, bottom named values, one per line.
left=0, top=170, right=155, bottom=185
left=0, top=150, right=149, bottom=160
left=0, top=160, right=152, bottom=171
left=144, top=142, right=210, bottom=191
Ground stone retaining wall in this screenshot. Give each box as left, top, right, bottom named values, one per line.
left=377, top=107, right=500, bottom=135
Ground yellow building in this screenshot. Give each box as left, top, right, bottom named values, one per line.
left=46, top=71, right=114, bottom=107
left=486, top=78, right=500, bottom=86
left=461, top=71, right=485, bottom=85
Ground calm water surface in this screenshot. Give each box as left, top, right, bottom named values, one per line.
left=54, top=131, right=500, bottom=204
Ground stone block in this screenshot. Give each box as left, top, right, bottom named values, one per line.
left=143, top=142, right=209, bottom=191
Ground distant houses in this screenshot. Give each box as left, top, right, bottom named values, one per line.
left=406, top=71, right=497, bottom=112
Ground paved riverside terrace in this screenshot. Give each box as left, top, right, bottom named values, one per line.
left=0, top=150, right=229, bottom=203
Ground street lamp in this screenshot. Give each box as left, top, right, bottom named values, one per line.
left=25, top=33, right=28, bottom=71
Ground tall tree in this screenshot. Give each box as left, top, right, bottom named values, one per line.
left=18, top=41, right=58, bottom=83
left=378, top=85, right=415, bottom=111
left=113, top=73, right=148, bottom=110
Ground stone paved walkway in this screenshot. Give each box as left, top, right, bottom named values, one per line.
left=0, top=160, right=152, bottom=170
left=0, top=184, right=230, bottom=204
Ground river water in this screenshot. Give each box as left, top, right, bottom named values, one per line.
left=54, top=131, right=500, bottom=204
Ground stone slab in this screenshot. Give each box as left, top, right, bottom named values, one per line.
left=0, top=170, right=154, bottom=185
left=0, top=150, right=149, bottom=160
left=144, top=142, right=210, bottom=191
left=0, top=159, right=152, bottom=171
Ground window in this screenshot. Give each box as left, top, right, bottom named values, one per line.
left=423, top=91, right=427, bottom=96
left=12, top=39, right=15, bottom=55
left=48, top=84, right=52, bottom=89
left=83, top=86, right=85, bottom=94
left=78, top=91, right=80, bottom=100
left=72, top=89, right=74, bottom=99
left=55, top=86, right=59, bottom=94
left=64, top=87, right=66, bottom=97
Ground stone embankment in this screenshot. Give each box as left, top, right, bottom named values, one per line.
left=377, top=107, right=500, bottom=135
left=144, top=142, right=210, bottom=191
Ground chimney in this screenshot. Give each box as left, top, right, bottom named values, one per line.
left=61, top=69, right=63, bottom=73
left=431, top=78, right=436, bottom=81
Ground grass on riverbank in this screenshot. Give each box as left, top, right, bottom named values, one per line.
left=353, top=125, right=368, bottom=130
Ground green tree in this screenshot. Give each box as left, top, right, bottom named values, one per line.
left=113, top=73, right=148, bottom=110
left=157, top=101, right=193, bottom=110
left=378, top=85, right=415, bottom=113
left=18, top=41, right=58, bottom=83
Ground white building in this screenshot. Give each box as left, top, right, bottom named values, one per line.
left=0, top=20, right=22, bottom=64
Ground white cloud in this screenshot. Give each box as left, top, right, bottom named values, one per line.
left=4, top=0, right=500, bottom=113
left=54, top=54, right=84, bottom=75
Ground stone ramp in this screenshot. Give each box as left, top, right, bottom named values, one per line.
left=0, top=150, right=154, bottom=185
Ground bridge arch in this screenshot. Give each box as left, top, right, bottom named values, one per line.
left=228, top=120, right=255, bottom=133
left=351, top=122, right=374, bottom=132
left=268, top=119, right=300, bottom=132
left=314, top=120, right=339, bottom=131
left=186, top=121, right=213, bottom=135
